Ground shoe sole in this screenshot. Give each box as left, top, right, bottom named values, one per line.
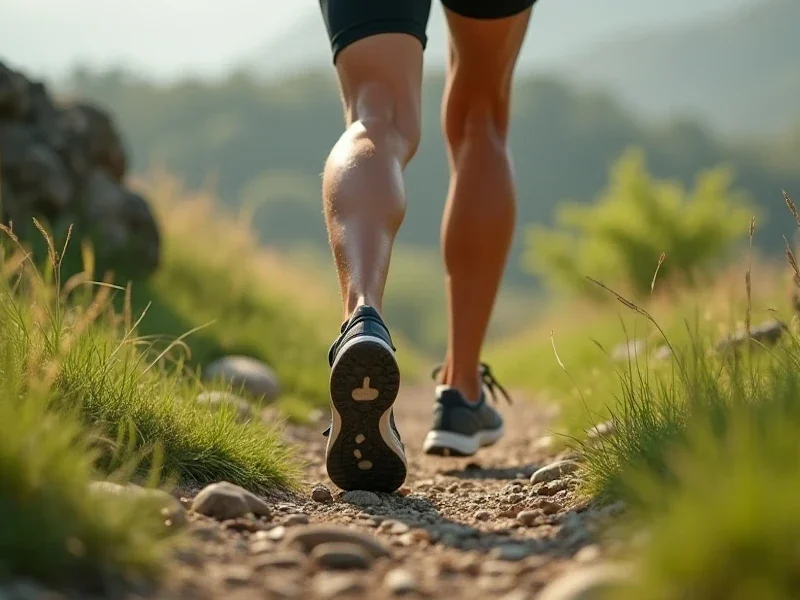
left=422, top=426, right=505, bottom=457
left=326, top=334, right=406, bottom=492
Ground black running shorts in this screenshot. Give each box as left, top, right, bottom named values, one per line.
left=319, top=0, right=538, bottom=62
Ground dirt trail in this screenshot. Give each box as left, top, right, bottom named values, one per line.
left=158, top=386, right=625, bottom=600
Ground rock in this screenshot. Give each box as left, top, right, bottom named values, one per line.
left=313, top=573, right=365, bottom=598
left=219, top=565, right=252, bottom=587
left=285, top=513, right=310, bottom=526
left=249, top=539, right=276, bottom=555
left=264, top=579, right=304, bottom=599
left=89, top=481, right=185, bottom=526
left=310, top=542, right=372, bottom=570
left=0, top=65, right=31, bottom=119
left=267, top=525, right=288, bottom=541
left=223, top=517, right=265, bottom=533
left=533, top=499, right=563, bottom=515
left=79, top=169, right=160, bottom=276
left=516, top=510, right=539, bottom=526
left=474, top=510, right=491, bottom=521
left=203, top=355, right=281, bottom=402
left=533, top=435, right=556, bottom=451
left=0, top=123, right=73, bottom=215
left=252, top=550, right=307, bottom=571
left=191, top=481, right=271, bottom=520
left=586, top=421, right=615, bottom=440
left=384, top=568, right=419, bottom=595
left=342, top=490, right=382, bottom=506
left=58, top=101, right=127, bottom=180
left=537, top=563, right=633, bottom=600
left=535, top=479, right=570, bottom=496
left=397, top=529, right=431, bottom=546
left=379, top=519, right=410, bottom=535
left=196, top=391, right=253, bottom=423
left=283, top=524, right=392, bottom=559
left=190, top=524, right=222, bottom=543
left=192, top=484, right=249, bottom=520
left=312, top=484, right=334, bottom=504
left=574, top=545, right=602, bottom=563
left=490, top=544, right=531, bottom=562
left=0, top=61, right=161, bottom=279
left=531, top=460, right=581, bottom=485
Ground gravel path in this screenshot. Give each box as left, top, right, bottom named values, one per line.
left=154, top=385, right=629, bottom=600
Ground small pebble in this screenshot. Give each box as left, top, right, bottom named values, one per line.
left=474, top=510, right=491, bottom=521
left=312, top=484, right=334, bottom=504
left=285, top=513, right=310, bottom=526
left=267, top=525, right=287, bottom=541
left=311, top=542, right=372, bottom=570
left=220, top=565, right=252, bottom=587
left=313, top=573, right=365, bottom=598
left=249, top=539, right=275, bottom=555
left=384, top=568, right=419, bottom=595
left=534, top=499, right=562, bottom=515
left=516, top=510, right=539, bottom=526
left=530, top=460, right=581, bottom=485
left=491, top=544, right=531, bottom=562
left=380, top=520, right=410, bottom=535
left=574, top=544, right=602, bottom=563
left=252, top=550, right=308, bottom=571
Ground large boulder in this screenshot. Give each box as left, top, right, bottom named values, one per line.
left=0, top=60, right=159, bottom=278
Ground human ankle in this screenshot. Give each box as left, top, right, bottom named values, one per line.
left=344, top=293, right=381, bottom=320
left=445, top=372, right=482, bottom=404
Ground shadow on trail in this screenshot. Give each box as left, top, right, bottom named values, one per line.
left=438, top=460, right=543, bottom=481
left=344, top=486, right=594, bottom=562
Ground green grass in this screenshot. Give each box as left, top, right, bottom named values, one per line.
left=0, top=206, right=303, bottom=588
left=0, top=249, right=181, bottom=588
left=0, top=377, right=174, bottom=589
left=586, top=323, right=800, bottom=599
left=486, top=254, right=792, bottom=434
left=551, top=193, right=800, bottom=598
left=486, top=191, right=800, bottom=596
left=128, top=174, right=336, bottom=414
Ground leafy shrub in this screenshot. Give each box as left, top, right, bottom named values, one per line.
left=524, top=147, right=757, bottom=299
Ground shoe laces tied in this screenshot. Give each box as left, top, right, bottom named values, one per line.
left=431, top=362, right=512, bottom=405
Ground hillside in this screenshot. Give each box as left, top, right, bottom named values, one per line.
left=64, top=70, right=800, bottom=280
left=557, top=0, right=799, bottom=135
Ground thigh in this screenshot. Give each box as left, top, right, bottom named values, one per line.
left=319, top=0, right=433, bottom=64
left=440, top=0, right=537, bottom=20
left=443, top=5, right=532, bottom=88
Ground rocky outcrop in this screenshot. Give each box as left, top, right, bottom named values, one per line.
left=0, top=61, right=159, bottom=277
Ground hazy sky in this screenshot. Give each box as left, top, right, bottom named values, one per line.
left=2, top=0, right=299, bottom=79
left=2, top=0, right=758, bottom=81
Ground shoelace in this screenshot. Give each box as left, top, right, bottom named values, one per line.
left=431, top=362, right=513, bottom=405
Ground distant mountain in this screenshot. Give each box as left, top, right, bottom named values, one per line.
left=556, top=0, right=798, bottom=135
left=245, top=0, right=756, bottom=78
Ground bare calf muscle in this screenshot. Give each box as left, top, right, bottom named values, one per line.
left=317, top=0, right=537, bottom=486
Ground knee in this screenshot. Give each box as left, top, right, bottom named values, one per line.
left=345, top=81, right=422, bottom=165
left=443, top=85, right=511, bottom=157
